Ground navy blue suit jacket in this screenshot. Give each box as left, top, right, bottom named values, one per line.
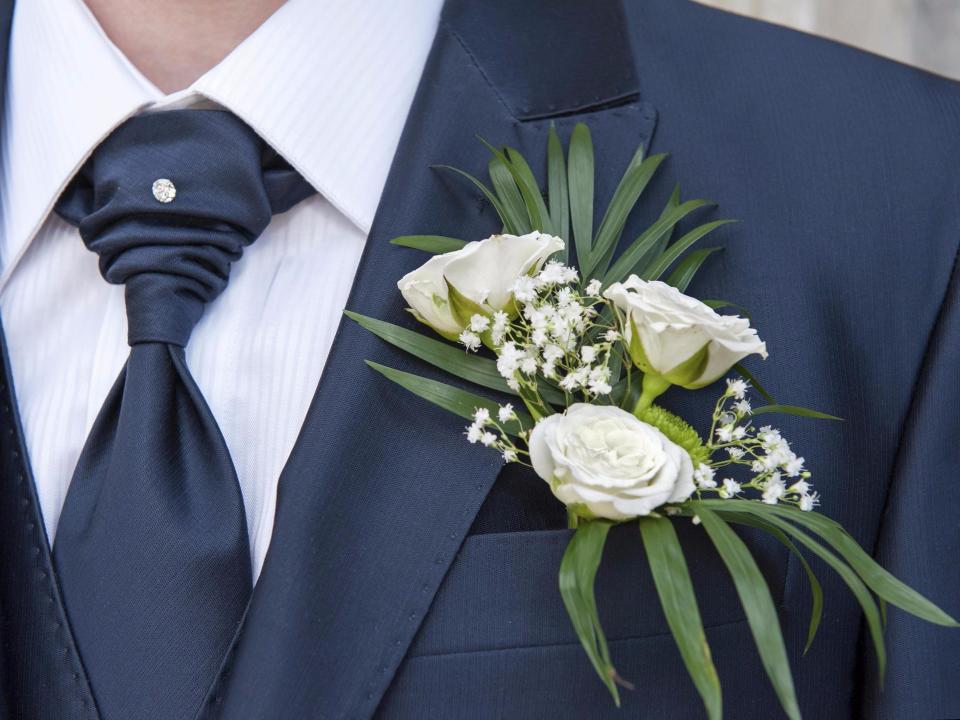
left=1, top=1, right=958, bottom=718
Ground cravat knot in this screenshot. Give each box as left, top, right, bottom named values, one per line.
left=51, top=109, right=314, bottom=719
left=57, top=110, right=314, bottom=346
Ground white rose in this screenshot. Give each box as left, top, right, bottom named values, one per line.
left=603, top=276, right=767, bottom=389
left=529, top=404, right=695, bottom=521
left=397, top=231, right=564, bottom=339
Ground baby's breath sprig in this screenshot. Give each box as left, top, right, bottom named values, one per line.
left=458, top=259, right=620, bottom=412
left=693, top=377, right=819, bottom=511
left=464, top=405, right=530, bottom=465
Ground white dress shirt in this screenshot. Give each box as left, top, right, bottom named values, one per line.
left=0, top=0, right=443, bottom=581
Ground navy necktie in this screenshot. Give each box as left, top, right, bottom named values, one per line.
left=52, top=110, right=314, bottom=720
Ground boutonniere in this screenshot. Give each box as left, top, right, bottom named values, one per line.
left=347, top=124, right=957, bottom=718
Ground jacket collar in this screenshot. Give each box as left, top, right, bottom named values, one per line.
left=202, top=1, right=655, bottom=718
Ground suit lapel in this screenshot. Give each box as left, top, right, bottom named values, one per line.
left=199, top=1, right=653, bottom=718
left=0, top=3, right=106, bottom=719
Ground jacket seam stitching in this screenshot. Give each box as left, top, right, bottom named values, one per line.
left=441, top=20, right=518, bottom=122
left=875, top=233, right=960, bottom=551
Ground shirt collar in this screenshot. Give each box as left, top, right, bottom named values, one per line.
left=0, top=0, right=443, bottom=283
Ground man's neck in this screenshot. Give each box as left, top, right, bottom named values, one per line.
left=84, top=0, right=287, bottom=93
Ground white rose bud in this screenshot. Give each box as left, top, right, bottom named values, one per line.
left=529, top=404, right=695, bottom=521
left=397, top=231, right=564, bottom=339
left=603, top=277, right=767, bottom=389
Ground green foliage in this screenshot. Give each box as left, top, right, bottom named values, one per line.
left=547, top=123, right=570, bottom=253
left=584, top=150, right=667, bottom=279
left=641, top=220, right=736, bottom=282
left=667, top=247, right=723, bottom=292
left=435, top=123, right=730, bottom=294
left=732, top=362, right=772, bottom=401
left=692, top=499, right=960, bottom=685
left=636, top=403, right=710, bottom=466
left=640, top=516, right=722, bottom=720
left=602, top=198, right=716, bottom=287
left=346, top=311, right=566, bottom=406
left=696, top=508, right=801, bottom=720
left=719, top=510, right=824, bottom=655
left=365, top=361, right=531, bottom=435
left=390, top=235, right=466, bottom=253
left=567, top=123, right=595, bottom=267
left=751, top=404, right=843, bottom=421
left=559, top=521, right=621, bottom=705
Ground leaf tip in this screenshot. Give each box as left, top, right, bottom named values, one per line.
left=364, top=359, right=387, bottom=374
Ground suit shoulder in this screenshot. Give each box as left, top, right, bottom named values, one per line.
left=621, top=0, right=960, bottom=127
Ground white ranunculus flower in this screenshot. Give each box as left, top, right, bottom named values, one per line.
left=529, top=404, right=695, bottom=521
left=603, top=276, right=767, bottom=389
left=397, top=231, right=564, bottom=339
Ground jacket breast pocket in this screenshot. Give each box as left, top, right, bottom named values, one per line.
left=406, top=521, right=788, bottom=658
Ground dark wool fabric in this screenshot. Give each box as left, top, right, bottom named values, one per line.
left=0, top=1, right=957, bottom=718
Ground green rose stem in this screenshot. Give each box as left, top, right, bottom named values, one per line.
left=633, top=373, right=671, bottom=416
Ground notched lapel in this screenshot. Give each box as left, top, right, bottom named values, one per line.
left=203, top=3, right=655, bottom=718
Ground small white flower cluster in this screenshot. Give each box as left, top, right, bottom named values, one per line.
left=696, top=378, right=820, bottom=511
left=459, top=260, right=618, bottom=400
left=464, top=405, right=527, bottom=463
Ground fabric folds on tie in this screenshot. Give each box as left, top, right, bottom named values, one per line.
left=52, top=110, right=314, bottom=720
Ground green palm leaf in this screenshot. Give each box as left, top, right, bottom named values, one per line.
left=721, top=511, right=824, bottom=655
left=436, top=165, right=517, bottom=234
left=559, top=521, right=620, bottom=705
left=696, top=507, right=801, bottom=720
left=666, top=247, right=723, bottom=292
left=567, top=123, right=595, bottom=267
left=641, top=220, right=736, bottom=281
left=365, top=361, right=531, bottom=435
left=602, top=199, right=714, bottom=286
left=547, top=123, right=570, bottom=254
left=390, top=235, right=466, bottom=253
left=487, top=155, right=531, bottom=235
left=584, top=150, right=666, bottom=279
left=640, top=516, right=722, bottom=720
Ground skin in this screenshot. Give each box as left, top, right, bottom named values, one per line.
left=84, top=0, right=288, bottom=93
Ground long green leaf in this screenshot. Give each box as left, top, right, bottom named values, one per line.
left=751, top=404, right=843, bottom=421
left=732, top=363, right=773, bottom=402
left=702, top=501, right=888, bottom=678
left=478, top=138, right=549, bottom=234
left=666, top=247, right=723, bottom=292
left=347, top=311, right=508, bottom=391
left=703, top=299, right=733, bottom=310
left=721, top=511, right=824, bottom=655
left=436, top=165, right=517, bottom=234
left=657, top=184, right=683, bottom=256
left=390, top=235, right=466, bottom=253
left=641, top=219, right=736, bottom=281
left=585, top=151, right=667, bottom=280
left=691, top=500, right=887, bottom=678
left=640, top=517, right=722, bottom=720
left=760, top=504, right=959, bottom=627
left=559, top=521, right=620, bottom=704
left=488, top=155, right=531, bottom=235
left=506, top=146, right=554, bottom=235
left=345, top=312, right=567, bottom=407
left=365, top=361, right=531, bottom=434
left=567, top=123, right=595, bottom=267
left=547, top=123, right=570, bottom=255
left=696, top=508, right=801, bottom=720
left=603, top=199, right=713, bottom=286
